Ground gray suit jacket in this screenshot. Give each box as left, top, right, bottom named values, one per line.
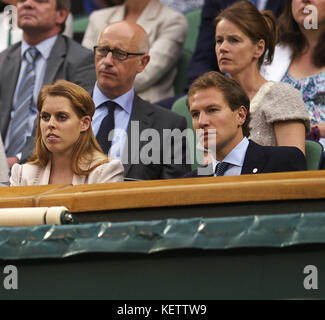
left=0, top=135, right=9, bottom=185
left=0, top=35, right=97, bottom=163
left=121, top=94, right=192, bottom=180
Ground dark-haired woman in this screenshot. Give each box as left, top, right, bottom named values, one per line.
left=215, top=0, right=310, bottom=154
left=263, top=0, right=325, bottom=145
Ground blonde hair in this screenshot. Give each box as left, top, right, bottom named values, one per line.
left=28, top=80, right=109, bottom=176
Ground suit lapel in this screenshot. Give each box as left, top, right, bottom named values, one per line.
left=0, top=44, right=21, bottom=137
left=241, top=140, right=268, bottom=174
left=42, top=35, right=66, bottom=85
left=122, top=95, right=154, bottom=177
left=108, top=6, right=124, bottom=23
left=137, top=0, right=160, bottom=25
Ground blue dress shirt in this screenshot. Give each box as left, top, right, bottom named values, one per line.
left=211, top=137, right=249, bottom=176
left=92, top=83, right=133, bottom=159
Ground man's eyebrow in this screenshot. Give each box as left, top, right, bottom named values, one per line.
left=98, top=45, right=126, bottom=51
left=206, top=103, right=221, bottom=108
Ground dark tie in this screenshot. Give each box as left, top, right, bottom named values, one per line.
left=215, top=162, right=230, bottom=176
left=6, top=47, right=39, bottom=157
left=96, top=101, right=117, bottom=155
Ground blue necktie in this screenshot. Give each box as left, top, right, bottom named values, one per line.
left=215, top=162, right=230, bottom=176
left=96, top=101, right=117, bottom=155
left=6, top=47, right=39, bottom=157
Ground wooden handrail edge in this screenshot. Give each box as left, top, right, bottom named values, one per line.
left=1, top=170, right=325, bottom=212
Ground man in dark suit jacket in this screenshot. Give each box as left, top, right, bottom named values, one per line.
left=0, top=0, right=96, bottom=167
left=185, top=71, right=306, bottom=178
left=92, top=21, right=191, bottom=180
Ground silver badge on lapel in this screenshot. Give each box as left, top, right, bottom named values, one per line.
left=253, top=168, right=258, bottom=174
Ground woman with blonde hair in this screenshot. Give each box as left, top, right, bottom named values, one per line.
left=214, top=0, right=310, bottom=154
left=10, top=80, right=124, bottom=185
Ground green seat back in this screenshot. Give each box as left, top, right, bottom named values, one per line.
left=173, top=8, right=202, bottom=94
left=173, top=50, right=193, bottom=95
left=184, top=8, right=202, bottom=52
left=305, top=140, right=324, bottom=170
left=73, top=16, right=89, bottom=33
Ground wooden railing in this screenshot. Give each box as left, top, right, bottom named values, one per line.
left=1, top=170, right=325, bottom=213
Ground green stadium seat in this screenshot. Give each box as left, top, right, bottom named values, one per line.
left=305, top=140, right=324, bottom=170
left=184, top=8, right=202, bottom=52
left=173, top=49, right=193, bottom=95
left=73, top=15, right=89, bottom=33
left=172, top=8, right=202, bottom=95
left=72, top=15, right=89, bottom=43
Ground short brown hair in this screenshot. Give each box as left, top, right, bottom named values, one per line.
left=187, top=71, right=251, bottom=137
left=56, top=0, right=70, bottom=33
left=29, top=80, right=108, bottom=175
left=56, top=0, right=70, bottom=10
left=214, top=0, right=277, bottom=68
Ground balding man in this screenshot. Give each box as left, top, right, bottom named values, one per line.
left=83, top=0, right=188, bottom=103
left=92, top=21, right=191, bottom=180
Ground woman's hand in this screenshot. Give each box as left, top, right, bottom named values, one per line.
left=7, top=156, right=19, bottom=168
left=313, top=123, right=325, bottom=138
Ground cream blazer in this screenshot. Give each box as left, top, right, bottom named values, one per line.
left=10, top=158, right=124, bottom=186
left=82, top=0, right=188, bottom=103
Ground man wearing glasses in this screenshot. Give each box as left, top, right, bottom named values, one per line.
left=92, top=21, right=191, bottom=180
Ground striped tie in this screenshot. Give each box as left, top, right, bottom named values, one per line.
left=6, top=47, right=39, bottom=157
left=215, top=162, right=230, bottom=176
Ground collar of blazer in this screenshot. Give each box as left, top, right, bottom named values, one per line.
left=137, top=0, right=161, bottom=23
left=1, top=43, right=21, bottom=137
left=241, top=140, right=269, bottom=175
left=42, top=35, right=67, bottom=85
left=107, top=0, right=161, bottom=25
left=196, top=140, right=269, bottom=176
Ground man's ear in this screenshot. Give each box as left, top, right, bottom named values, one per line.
left=56, top=9, right=69, bottom=26
left=137, top=54, right=150, bottom=73
left=80, top=116, right=91, bottom=132
left=237, top=105, right=247, bottom=126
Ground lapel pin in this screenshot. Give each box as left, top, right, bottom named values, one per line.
left=253, top=168, right=258, bottom=173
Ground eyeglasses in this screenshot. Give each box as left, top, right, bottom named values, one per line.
left=94, top=46, right=145, bottom=61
